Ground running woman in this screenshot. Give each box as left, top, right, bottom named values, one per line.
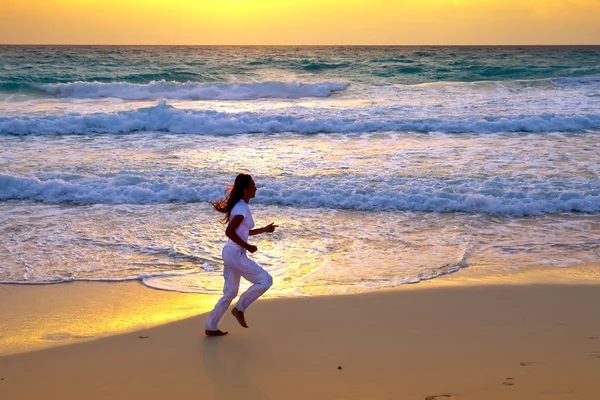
left=205, top=173, right=278, bottom=336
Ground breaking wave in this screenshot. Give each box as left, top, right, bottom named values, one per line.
left=1, top=101, right=599, bottom=135
left=1, top=173, right=598, bottom=216
left=36, top=80, right=349, bottom=100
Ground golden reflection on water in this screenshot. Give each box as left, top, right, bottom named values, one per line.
left=0, top=282, right=216, bottom=356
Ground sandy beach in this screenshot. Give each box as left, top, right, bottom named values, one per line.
left=1, top=274, right=600, bottom=400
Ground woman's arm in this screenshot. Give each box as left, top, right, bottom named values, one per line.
left=226, top=215, right=257, bottom=252
left=249, top=222, right=278, bottom=236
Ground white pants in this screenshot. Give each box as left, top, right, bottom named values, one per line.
left=204, top=245, right=273, bottom=331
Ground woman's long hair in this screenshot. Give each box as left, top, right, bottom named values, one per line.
left=211, top=173, right=253, bottom=223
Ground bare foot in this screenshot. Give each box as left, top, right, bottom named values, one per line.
left=232, top=308, right=249, bottom=328
left=205, top=329, right=228, bottom=337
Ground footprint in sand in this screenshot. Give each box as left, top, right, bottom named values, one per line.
left=425, top=395, right=452, bottom=400
left=588, top=334, right=600, bottom=341
left=502, top=377, right=515, bottom=386
left=591, top=351, right=600, bottom=359
left=519, top=361, right=535, bottom=366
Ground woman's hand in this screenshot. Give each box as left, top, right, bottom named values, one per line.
left=247, top=244, right=258, bottom=253
left=249, top=222, right=279, bottom=236
left=264, top=222, right=279, bottom=233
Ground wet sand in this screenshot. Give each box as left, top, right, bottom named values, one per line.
left=1, top=279, right=600, bottom=399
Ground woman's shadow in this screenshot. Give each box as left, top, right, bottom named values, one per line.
left=202, top=337, right=269, bottom=400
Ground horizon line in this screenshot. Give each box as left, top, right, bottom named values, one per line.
left=1, top=44, right=599, bottom=47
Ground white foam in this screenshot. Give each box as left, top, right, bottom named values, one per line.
left=2, top=200, right=599, bottom=295
left=0, top=271, right=202, bottom=286
left=38, top=80, right=349, bottom=100
left=1, top=101, right=599, bottom=135
left=1, top=172, right=598, bottom=216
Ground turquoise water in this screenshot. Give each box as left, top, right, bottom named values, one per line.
left=2, top=46, right=600, bottom=88
left=1, top=46, right=599, bottom=295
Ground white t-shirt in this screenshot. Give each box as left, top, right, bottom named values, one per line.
left=225, top=200, right=254, bottom=250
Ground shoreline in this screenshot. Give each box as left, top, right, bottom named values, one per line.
left=1, top=277, right=600, bottom=399
left=2, top=263, right=600, bottom=357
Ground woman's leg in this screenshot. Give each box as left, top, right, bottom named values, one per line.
left=204, top=264, right=241, bottom=331
left=234, top=254, right=273, bottom=312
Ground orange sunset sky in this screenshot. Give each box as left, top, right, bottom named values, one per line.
left=1, top=0, right=599, bottom=45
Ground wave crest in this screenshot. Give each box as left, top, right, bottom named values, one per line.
left=1, top=101, right=599, bottom=135
left=1, top=173, right=599, bottom=216
left=37, top=80, right=349, bottom=100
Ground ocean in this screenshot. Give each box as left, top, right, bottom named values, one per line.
left=1, top=45, right=599, bottom=296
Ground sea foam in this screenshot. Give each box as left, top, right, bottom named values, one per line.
left=37, top=80, right=349, bottom=100
left=1, top=101, right=599, bottom=135
left=1, top=172, right=599, bottom=216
